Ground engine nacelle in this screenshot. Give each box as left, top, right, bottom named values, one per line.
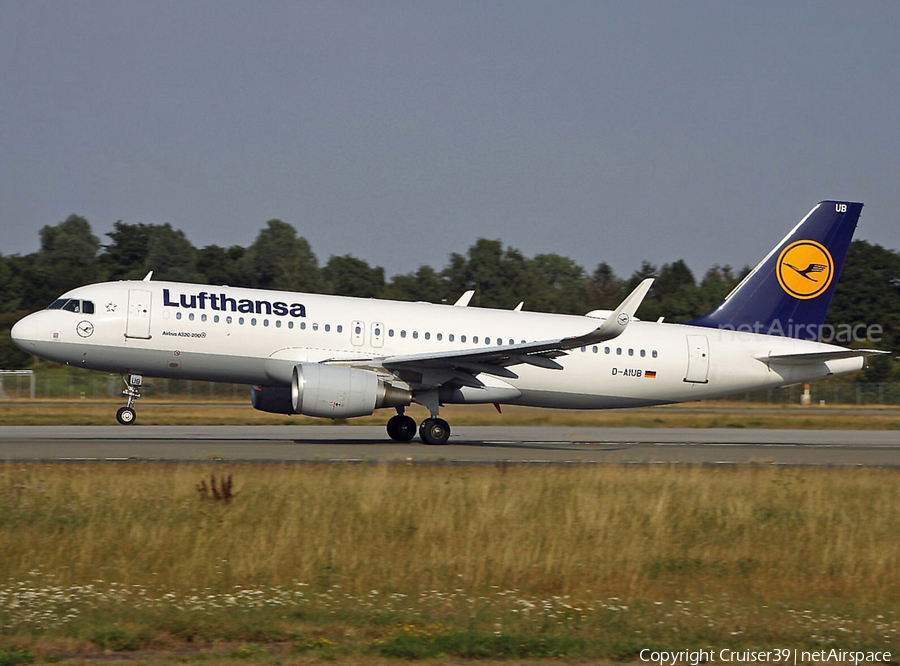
left=291, top=363, right=411, bottom=419
left=250, top=385, right=294, bottom=414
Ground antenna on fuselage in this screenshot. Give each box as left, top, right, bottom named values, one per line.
left=142, top=271, right=153, bottom=282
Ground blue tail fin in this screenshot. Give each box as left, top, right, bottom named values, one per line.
left=690, top=201, right=862, bottom=341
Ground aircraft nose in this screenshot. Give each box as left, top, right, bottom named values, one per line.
left=10, top=314, right=38, bottom=350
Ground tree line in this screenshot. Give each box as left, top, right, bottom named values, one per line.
left=1, top=214, right=897, bottom=381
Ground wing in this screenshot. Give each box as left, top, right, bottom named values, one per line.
left=348, top=279, right=654, bottom=390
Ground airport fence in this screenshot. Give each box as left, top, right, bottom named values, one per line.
left=0, top=370, right=249, bottom=402
left=1, top=369, right=900, bottom=406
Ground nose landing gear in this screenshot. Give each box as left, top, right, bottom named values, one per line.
left=116, top=374, right=142, bottom=425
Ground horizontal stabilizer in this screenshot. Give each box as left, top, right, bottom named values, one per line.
left=759, top=349, right=889, bottom=366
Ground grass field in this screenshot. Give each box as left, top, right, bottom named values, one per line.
left=2, top=399, right=900, bottom=429
left=0, top=463, right=897, bottom=663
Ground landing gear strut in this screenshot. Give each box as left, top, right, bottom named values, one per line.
left=117, top=374, right=142, bottom=425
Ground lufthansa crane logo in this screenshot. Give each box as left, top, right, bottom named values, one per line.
left=776, top=240, right=834, bottom=300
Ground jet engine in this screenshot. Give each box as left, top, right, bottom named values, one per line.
left=250, top=385, right=295, bottom=414
left=291, top=363, right=411, bottom=419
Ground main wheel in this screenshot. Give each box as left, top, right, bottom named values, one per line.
left=116, top=406, right=137, bottom=425
left=386, top=414, right=417, bottom=441
left=419, top=417, right=450, bottom=445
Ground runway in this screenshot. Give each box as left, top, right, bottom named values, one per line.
left=2, top=426, right=899, bottom=466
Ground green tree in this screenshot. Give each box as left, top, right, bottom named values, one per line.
left=828, top=240, right=900, bottom=381
left=35, top=214, right=102, bottom=301
left=323, top=255, right=385, bottom=298
left=100, top=221, right=154, bottom=281
left=144, top=224, right=204, bottom=282
left=197, top=245, right=246, bottom=286
left=240, top=220, right=323, bottom=293
left=528, top=253, right=587, bottom=314
left=443, top=239, right=537, bottom=309
left=383, top=265, right=450, bottom=303
left=585, top=262, right=624, bottom=310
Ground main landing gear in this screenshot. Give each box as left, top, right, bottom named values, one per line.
left=116, top=374, right=142, bottom=425
left=386, top=406, right=451, bottom=445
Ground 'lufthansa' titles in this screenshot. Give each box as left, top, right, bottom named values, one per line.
left=163, top=289, right=306, bottom=317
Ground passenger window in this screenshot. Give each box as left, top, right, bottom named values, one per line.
left=581, top=346, right=586, bottom=352
left=436, top=333, right=442, bottom=341
left=214, top=315, right=220, bottom=323
left=227, top=316, right=233, bottom=324
left=275, top=320, right=281, bottom=328
left=424, top=332, right=431, bottom=340
left=449, top=334, right=454, bottom=342
left=337, top=325, right=343, bottom=333
left=288, top=321, right=294, bottom=329
left=312, top=323, right=318, bottom=331
left=176, top=312, right=182, bottom=320
left=355, top=325, right=361, bottom=334
left=251, top=318, right=257, bottom=326
left=461, top=335, right=466, bottom=343
left=593, top=346, right=598, bottom=353
left=616, top=347, right=622, bottom=355
left=239, top=317, right=245, bottom=325
left=401, top=330, right=407, bottom=338
left=486, top=337, right=491, bottom=345
left=300, top=322, right=306, bottom=330
left=640, top=349, right=646, bottom=357
left=605, top=347, right=610, bottom=354
left=413, top=331, right=418, bottom=339
left=628, top=348, right=634, bottom=356
left=325, top=324, right=331, bottom=332
left=473, top=336, right=479, bottom=344
left=652, top=350, right=658, bottom=358
left=389, top=329, right=394, bottom=337
left=264, top=319, right=270, bottom=327
left=201, top=314, right=207, bottom=322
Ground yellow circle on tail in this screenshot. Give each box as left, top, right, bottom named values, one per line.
left=776, top=240, right=834, bottom=299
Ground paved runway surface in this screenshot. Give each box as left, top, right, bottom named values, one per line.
left=1, top=426, right=899, bottom=466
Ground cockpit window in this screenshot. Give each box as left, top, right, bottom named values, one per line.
left=47, top=299, right=94, bottom=314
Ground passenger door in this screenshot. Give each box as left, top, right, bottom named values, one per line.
left=126, top=290, right=152, bottom=339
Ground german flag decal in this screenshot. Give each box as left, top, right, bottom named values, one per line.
left=645, top=370, right=657, bottom=379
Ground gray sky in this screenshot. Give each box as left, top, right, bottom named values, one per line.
left=1, top=1, right=897, bottom=280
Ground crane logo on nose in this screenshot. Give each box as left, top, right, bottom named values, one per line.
left=776, top=240, right=834, bottom=300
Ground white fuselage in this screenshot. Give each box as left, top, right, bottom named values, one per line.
left=11, top=280, right=865, bottom=410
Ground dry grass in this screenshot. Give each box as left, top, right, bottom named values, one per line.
left=2, top=400, right=900, bottom=429
left=2, top=463, right=899, bottom=601
left=2, top=464, right=899, bottom=658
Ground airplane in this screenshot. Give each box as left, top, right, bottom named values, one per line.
left=11, top=200, right=886, bottom=445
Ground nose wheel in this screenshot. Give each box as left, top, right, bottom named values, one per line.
left=116, top=406, right=137, bottom=425
left=117, top=374, right=143, bottom=425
